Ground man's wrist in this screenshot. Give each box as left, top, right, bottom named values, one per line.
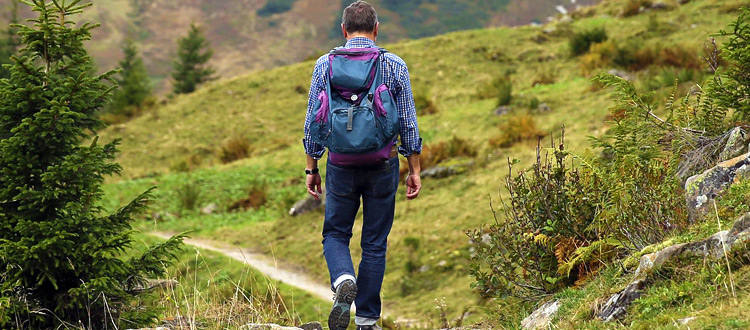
left=305, top=168, right=320, bottom=175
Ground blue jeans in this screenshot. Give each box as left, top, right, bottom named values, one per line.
left=322, top=156, right=399, bottom=320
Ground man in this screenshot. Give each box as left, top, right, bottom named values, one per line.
left=302, top=1, right=422, bottom=330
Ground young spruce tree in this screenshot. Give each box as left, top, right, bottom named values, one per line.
left=110, top=39, right=152, bottom=117
left=0, top=0, right=19, bottom=79
left=171, top=23, right=215, bottom=94
left=0, top=1, right=183, bottom=328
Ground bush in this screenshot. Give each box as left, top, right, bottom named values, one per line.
left=228, top=185, right=268, bottom=212
left=489, top=114, right=546, bottom=148
left=477, top=75, right=513, bottom=104
left=257, top=0, right=297, bottom=17
left=401, top=135, right=477, bottom=177
left=219, top=136, right=253, bottom=164
left=622, top=0, right=652, bottom=17
left=414, top=93, right=439, bottom=116
left=569, top=27, right=608, bottom=57
left=176, top=182, right=202, bottom=210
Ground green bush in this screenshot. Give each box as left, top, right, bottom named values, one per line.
left=569, top=27, right=608, bottom=57
left=489, top=114, right=545, bottom=148
left=257, top=0, right=297, bottom=17
left=176, top=182, right=203, bottom=210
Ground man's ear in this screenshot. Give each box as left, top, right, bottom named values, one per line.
left=374, top=22, right=379, bottom=38
left=341, top=24, right=348, bottom=39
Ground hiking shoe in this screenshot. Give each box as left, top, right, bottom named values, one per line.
left=328, top=279, right=357, bottom=330
left=356, top=325, right=382, bottom=330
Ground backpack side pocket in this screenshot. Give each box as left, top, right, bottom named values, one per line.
left=373, top=84, right=399, bottom=140
left=310, top=90, right=330, bottom=147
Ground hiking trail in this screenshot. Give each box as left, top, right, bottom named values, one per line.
left=149, top=232, right=333, bottom=302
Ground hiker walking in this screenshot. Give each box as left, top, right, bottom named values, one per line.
left=302, top=1, right=422, bottom=329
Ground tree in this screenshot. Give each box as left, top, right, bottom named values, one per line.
left=0, top=1, right=183, bottom=328
left=110, top=39, right=152, bottom=117
left=0, top=0, right=20, bottom=79
left=171, top=23, right=215, bottom=94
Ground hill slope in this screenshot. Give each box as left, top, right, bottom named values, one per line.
left=2, top=0, right=601, bottom=93
left=98, top=0, right=750, bottom=326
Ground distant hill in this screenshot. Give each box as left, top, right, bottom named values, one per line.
left=0, top=0, right=601, bottom=93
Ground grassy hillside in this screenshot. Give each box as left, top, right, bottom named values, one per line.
left=1, top=0, right=601, bottom=93
left=98, top=0, right=749, bottom=326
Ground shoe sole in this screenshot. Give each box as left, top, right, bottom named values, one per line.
left=328, top=280, right=357, bottom=330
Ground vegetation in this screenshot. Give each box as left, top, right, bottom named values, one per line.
left=569, top=27, right=608, bottom=57
left=0, top=1, right=183, bottom=328
left=0, top=0, right=18, bottom=79
left=257, top=0, right=298, bottom=17
left=172, top=24, right=215, bottom=94
left=104, top=39, right=153, bottom=123
left=92, top=0, right=750, bottom=325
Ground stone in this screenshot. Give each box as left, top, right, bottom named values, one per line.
left=607, top=69, right=633, bottom=81
left=598, top=213, right=750, bottom=321
left=521, top=299, right=561, bottom=329
left=677, top=316, right=697, bottom=325
left=289, top=191, right=324, bottom=216
left=685, top=152, right=750, bottom=221
left=201, top=203, right=218, bottom=215
left=493, top=105, right=512, bottom=116
left=650, top=2, right=670, bottom=10
left=719, top=127, right=749, bottom=161
left=151, top=211, right=176, bottom=221
left=241, top=324, right=302, bottom=330
left=298, top=322, right=323, bottom=330
left=678, top=0, right=690, bottom=4
left=422, top=166, right=457, bottom=179
left=536, top=103, right=552, bottom=113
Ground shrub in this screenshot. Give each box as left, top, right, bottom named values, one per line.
left=176, top=182, right=203, bottom=210
left=622, top=0, right=652, bottom=17
left=228, top=185, right=268, bottom=212
left=219, top=136, right=253, bottom=164
left=657, top=45, right=702, bottom=69
left=257, top=0, right=297, bottom=17
left=489, top=114, right=546, bottom=148
left=569, top=27, right=608, bottom=57
left=477, top=75, right=513, bottom=104
left=401, top=135, right=477, bottom=177
left=414, top=93, right=439, bottom=116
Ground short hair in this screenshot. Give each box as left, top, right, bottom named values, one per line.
left=342, top=1, right=378, bottom=34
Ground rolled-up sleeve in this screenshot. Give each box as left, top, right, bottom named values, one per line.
left=393, top=62, right=422, bottom=157
left=303, top=57, right=328, bottom=159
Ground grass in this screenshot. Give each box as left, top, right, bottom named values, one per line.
left=97, top=0, right=750, bottom=326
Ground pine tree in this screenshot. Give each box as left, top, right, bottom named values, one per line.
left=110, top=39, right=152, bottom=116
left=0, top=1, right=183, bottom=328
left=0, top=0, right=20, bottom=79
left=171, top=23, right=215, bottom=94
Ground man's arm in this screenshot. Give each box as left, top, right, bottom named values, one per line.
left=303, top=57, right=327, bottom=200
left=405, top=153, right=421, bottom=200
left=306, top=154, right=322, bottom=200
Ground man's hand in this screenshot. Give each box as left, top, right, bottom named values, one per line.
left=306, top=173, right=322, bottom=200
left=406, top=173, right=421, bottom=200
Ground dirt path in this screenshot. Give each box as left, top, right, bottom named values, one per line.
left=149, top=232, right=334, bottom=303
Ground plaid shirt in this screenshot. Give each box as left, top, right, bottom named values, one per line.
left=303, top=37, right=422, bottom=159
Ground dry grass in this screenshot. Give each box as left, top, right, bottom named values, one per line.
left=219, top=136, right=252, bottom=164
left=489, top=114, right=546, bottom=148
left=400, top=135, right=477, bottom=177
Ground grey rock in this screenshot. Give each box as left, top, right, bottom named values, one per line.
left=607, top=69, right=633, bottom=81
left=289, top=191, right=324, bottom=216
left=599, top=213, right=750, bottom=321
left=650, top=2, right=670, bottom=10
left=422, top=166, right=457, bottom=179
left=493, top=105, right=512, bottom=116
left=521, top=300, right=561, bottom=329
left=536, top=103, right=552, bottom=113
left=299, top=322, right=323, bottom=330
left=241, top=324, right=302, bottom=330
left=418, top=265, right=431, bottom=273
left=152, top=211, right=176, bottom=221
left=685, top=152, right=750, bottom=221
left=719, top=127, right=749, bottom=161
left=201, top=203, right=218, bottom=215
left=677, top=316, right=697, bottom=325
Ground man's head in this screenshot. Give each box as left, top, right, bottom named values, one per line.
left=341, top=1, right=378, bottom=40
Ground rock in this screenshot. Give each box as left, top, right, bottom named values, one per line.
left=201, top=203, right=218, bottom=215
left=418, top=265, right=430, bottom=273
left=493, top=105, right=512, bottom=116
left=241, top=324, right=303, bottom=330
left=598, top=213, right=750, bottom=321
left=650, top=2, right=670, bottom=10
left=151, top=211, right=176, bottom=221
left=536, top=103, right=552, bottom=113
left=719, top=127, right=749, bottom=161
left=678, top=0, right=690, bottom=4
left=422, top=166, right=457, bottom=179
left=607, top=69, right=633, bottom=81
left=289, top=192, right=324, bottom=216
left=299, top=322, right=323, bottom=330
left=677, top=316, right=697, bottom=325
left=521, top=299, right=561, bottom=329
left=685, top=152, right=750, bottom=221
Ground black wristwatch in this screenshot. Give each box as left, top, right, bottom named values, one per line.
left=305, top=168, right=319, bottom=175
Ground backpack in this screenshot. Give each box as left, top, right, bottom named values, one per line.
left=309, top=47, right=400, bottom=166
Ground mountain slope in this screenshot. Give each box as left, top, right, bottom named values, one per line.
left=97, top=0, right=750, bottom=325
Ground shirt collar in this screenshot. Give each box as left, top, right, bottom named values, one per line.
left=345, top=37, right=377, bottom=49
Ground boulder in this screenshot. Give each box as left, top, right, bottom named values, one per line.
left=493, top=105, right=512, bottom=116
left=685, top=152, right=750, bottom=221
left=598, top=213, right=750, bottom=321
left=719, top=127, right=749, bottom=161
left=422, top=161, right=473, bottom=179
left=201, top=203, right=218, bottom=215
left=607, top=69, right=633, bottom=81
left=289, top=192, right=324, bottom=216
left=650, top=2, right=670, bottom=10
left=536, top=103, right=552, bottom=113
left=521, top=300, right=561, bottom=329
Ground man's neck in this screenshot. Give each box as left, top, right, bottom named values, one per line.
left=346, top=34, right=376, bottom=42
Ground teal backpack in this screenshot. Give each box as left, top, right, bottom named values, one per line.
left=309, top=47, right=399, bottom=166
